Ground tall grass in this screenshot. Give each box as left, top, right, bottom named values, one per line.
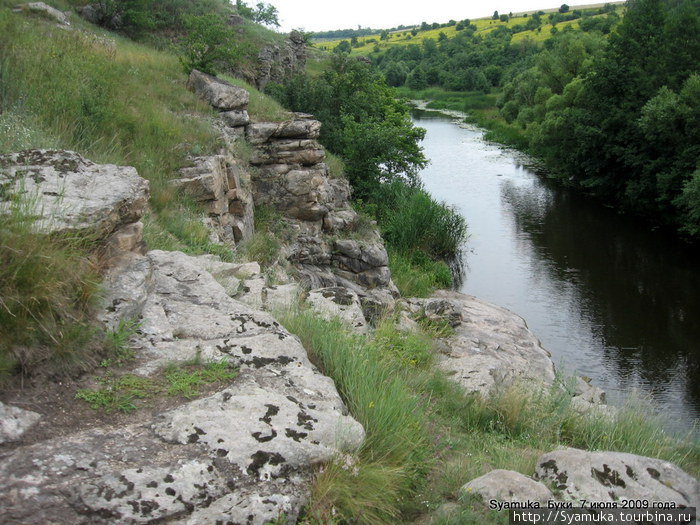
left=0, top=8, right=220, bottom=238
left=0, top=197, right=101, bottom=379
left=278, top=308, right=699, bottom=524
left=376, top=181, right=466, bottom=261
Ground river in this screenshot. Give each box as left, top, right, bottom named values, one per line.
left=412, top=108, right=700, bottom=432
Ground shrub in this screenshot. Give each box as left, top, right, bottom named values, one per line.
left=178, top=13, right=241, bottom=75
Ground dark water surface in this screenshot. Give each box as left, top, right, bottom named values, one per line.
left=413, top=109, right=700, bottom=431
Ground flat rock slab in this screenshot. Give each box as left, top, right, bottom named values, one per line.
left=535, top=448, right=699, bottom=508
left=0, top=150, right=149, bottom=237
left=462, top=469, right=553, bottom=505
left=187, top=70, right=249, bottom=111
left=417, top=291, right=556, bottom=396
left=0, top=250, right=364, bottom=524
left=0, top=402, right=41, bottom=445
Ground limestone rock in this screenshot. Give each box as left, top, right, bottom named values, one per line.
left=237, top=277, right=266, bottom=310
left=0, top=150, right=149, bottom=239
left=411, top=291, right=556, bottom=396
left=172, top=156, right=228, bottom=203
left=256, top=31, right=307, bottom=90
left=307, top=287, right=368, bottom=333
left=246, top=120, right=321, bottom=144
left=221, top=109, right=250, bottom=127
left=264, top=283, right=301, bottom=310
left=0, top=250, right=364, bottom=524
left=249, top=139, right=325, bottom=166
left=13, top=2, right=69, bottom=25
left=535, top=448, right=699, bottom=508
left=0, top=402, right=41, bottom=445
left=187, top=70, right=249, bottom=111
left=462, top=469, right=553, bottom=505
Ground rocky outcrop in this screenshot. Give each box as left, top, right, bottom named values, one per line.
left=256, top=31, right=307, bottom=90
left=401, top=291, right=613, bottom=415
left=535, top=448, right=699, bottom=508
left=187, top=70, right=249, bottom=112
left=0, top=250, right=364, bottom=524
left=403, top=291, right=556, bottom=396
left=245, top=116, right=397, bottom=315
left=461, top=469, right=553, bottom=505
left=0, top=402, right=41, bottom=445
left=13, top=2, right=69, bottom=25
left=0, top=149, right=149, bottom=258
left=172, top=154, right=254, bottom=244
left=188, top=72, right=398, bottom=315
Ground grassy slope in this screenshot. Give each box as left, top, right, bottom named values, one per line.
left=280, top=308, right=699, bottom=524
left=0, top=2, right=290, bottom=376
left=314, top=5, right=624, bottom=54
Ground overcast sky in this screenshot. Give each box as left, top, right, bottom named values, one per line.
left=272, top=0, right=607, bottom=32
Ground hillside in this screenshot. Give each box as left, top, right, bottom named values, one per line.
left=0, top=2, right=698, bottom=524
left=315, top=2, right=624, bottom=52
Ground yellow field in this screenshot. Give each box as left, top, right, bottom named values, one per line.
left=314, top=4, right=624, bottom=52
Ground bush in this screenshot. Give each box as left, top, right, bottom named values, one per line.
left=178, top=13, right=241, bottom=75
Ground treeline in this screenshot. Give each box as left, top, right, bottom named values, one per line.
left=266, top=56, right=467, bottom=293
left=498, top=0, right=700, bottom=237
left=372, top=8, right=621, bottom=92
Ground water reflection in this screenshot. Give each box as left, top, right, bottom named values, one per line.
left=412, top=109, right=700, bottom=429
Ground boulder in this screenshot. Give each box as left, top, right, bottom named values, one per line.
left=535, top=448, right=699, bottom=508
left=409, top=291, right=556, bottom=397
left=0, top=150, right=149, bottom=239
left=461, top=469, right=553, bottom=505
left=0, top=251, right=364, bottom=524
left=172, top=155, right=228, bottom=204
left=13, top=2, right=69, bottom=25
left=307, top=287, right=368, bottom=333
left=0, top=402, right=41, bottom=445
left=220, top=109, right=250, bottom=128
left=187, top=70, right=249, bottom=111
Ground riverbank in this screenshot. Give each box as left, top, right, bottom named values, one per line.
left=410, top=106, right=700, bottom=431
left=397, top=87, right=529, bottom=151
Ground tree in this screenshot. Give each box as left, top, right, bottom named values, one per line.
left=270, top=55, right=427, bottom=198
left=178, top=13, right=240, bottom=75
left=334, top=40, right=352, bottom=54
left=492, top=10, right=499, bottom=20
left=559, top=4, right=570, bottom=13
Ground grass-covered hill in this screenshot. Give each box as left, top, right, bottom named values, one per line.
left=316, top=2, right=624, bottom=53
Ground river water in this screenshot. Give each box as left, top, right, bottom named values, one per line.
left=412, top=108, right=700, bottom=432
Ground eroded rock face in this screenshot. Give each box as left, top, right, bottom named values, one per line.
left=0, top=402, right=41, bottom=445
left=535, top=448, right=699, bottom=508
left=0, top=150, right=148, bottom=238
left=461, top=470, right=553, bottom=505
left=0, top=251, right=364, bottom=524
left=187, top=70, right=250, bottom=111
left=256, top=31, right=307, bottom=90
left=171, top=154, right=254, bottom=244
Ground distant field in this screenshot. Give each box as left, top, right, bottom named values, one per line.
left=314, top=2, right=624, bottom=52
